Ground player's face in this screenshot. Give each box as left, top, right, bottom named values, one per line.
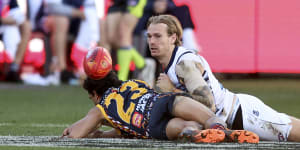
left=147, top=23, right=176, bottom=58
left=88, top=93, right=100, bottom=105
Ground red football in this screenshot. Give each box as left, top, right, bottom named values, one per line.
left=83, top=47, right=112, bottom=80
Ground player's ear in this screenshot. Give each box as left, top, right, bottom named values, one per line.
left=169, top=33, right=177, bottom=44
left=92, top=90, right=101, bottom=105
left=92, top=90, right=97, bottom=97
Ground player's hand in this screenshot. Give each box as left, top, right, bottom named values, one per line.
left=155, top=73, right=175, bottom=93
left=61, top=127, right=71, bottom=138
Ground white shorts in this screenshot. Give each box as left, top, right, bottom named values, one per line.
left=8, top=8, right=25, bottom=26
left=237, top=94, right=292, bottom=141
left=1, top=25, right=21, bottom=60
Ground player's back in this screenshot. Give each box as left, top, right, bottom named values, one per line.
left=96, top=79, right=156, bottom=138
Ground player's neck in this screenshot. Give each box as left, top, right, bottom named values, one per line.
left=160, top=46, right=175, bottom=68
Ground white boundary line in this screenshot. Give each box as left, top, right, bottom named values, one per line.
left=0, top=123, right=69, bottom=128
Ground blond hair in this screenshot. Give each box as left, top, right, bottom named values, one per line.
left=147, top=15, right=183, bottom=46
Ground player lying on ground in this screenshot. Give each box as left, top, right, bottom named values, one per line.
left=61, top=47, right=258, bottom=143
left=146, top=14, right=300, bottom=142
left=62, top=71, right=259, bottom=143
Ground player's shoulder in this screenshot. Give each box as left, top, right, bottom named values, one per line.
left=121, top=79, right=151, bottom=89
left=176, top=46, right=201, bottom=62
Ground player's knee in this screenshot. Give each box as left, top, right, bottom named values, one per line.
left=166, top=118, right=203, bottom=140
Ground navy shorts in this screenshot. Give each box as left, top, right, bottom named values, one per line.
left=148, top=93, right=190, bottom=140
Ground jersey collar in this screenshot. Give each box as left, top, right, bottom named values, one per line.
left=164, top=46, right=178, bottom=73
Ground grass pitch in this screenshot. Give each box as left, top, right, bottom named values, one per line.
left=0, top=78, right=300, bottom=149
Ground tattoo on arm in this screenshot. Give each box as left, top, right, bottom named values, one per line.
left=191, top=86, right=214, bottom=109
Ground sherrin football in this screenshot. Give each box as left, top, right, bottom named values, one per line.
left=83, top=47, right=112, bottom=80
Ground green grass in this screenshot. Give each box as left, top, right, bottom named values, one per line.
left=0, top=85, right=92, bottom=135
left=0, top=79, right=300, bottom=149
left=221, top=78, right=300, bottom=117
left=1, top=79, right=300, bottom=136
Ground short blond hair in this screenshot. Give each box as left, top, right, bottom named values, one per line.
left=147, top=15, right=183, bottom=46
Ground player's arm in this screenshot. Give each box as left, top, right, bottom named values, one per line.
left=175, top=60, right=216, bottom=112
left=87, top=128, right=122, bottom=138
left=155, top=73, right=184, bottom=93
left=62, top=106, right=104, bottom=138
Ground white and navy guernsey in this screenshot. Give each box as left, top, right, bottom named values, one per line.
left=164, top=46, right=237, bottom=122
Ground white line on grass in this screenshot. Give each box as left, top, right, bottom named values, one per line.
left=0, top=123, right=69, bottom=127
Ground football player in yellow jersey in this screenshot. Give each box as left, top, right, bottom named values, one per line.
left=62, top=71, right=259, bottom=143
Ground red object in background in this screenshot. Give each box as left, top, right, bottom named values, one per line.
left=70, top=43, right=88, bottom=71
left=100, top=0, right=300, bottom=73
left=0, top=50, right=13, bottom=64
left=21, top=33, right=46, bottom=74
left=0, top=49, right=12, bottom=80
left=173, top=0, right=300, bottom=73
left=256, top=0, right=300, bottom=73
left=23, top=44, right=45, bottom=68
left=1, top=5, right=10, bottom=17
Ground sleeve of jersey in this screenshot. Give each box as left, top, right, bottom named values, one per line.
left=96, top=104, right=115, bottom=128
left=96, top=104, right=124, bottom=137
left=180, top=53, right=203, bottom=65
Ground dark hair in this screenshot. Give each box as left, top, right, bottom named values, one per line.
left=83, top=71, right=122, bottom=96
left=147, top=14, right=183, bottom=46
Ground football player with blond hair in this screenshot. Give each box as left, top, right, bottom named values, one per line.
left=147, top=14, right=300, bottom=142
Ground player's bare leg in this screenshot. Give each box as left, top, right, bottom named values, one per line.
left=99, top=19, right=111, bottom=51
left=166, top=117, right=225, bottom=143
left=172, top=96, right=217, bottom=125
left=105, top=12, right=122, bottom=49
left=15, top=20, right=31, bottom=67
left=117, top=13, right=144, bottom=80
left=287, top=117, right=300, bottom=142
left=52, top=15, right=69, bottom=71
left=166, top=118, right=203, bottom=140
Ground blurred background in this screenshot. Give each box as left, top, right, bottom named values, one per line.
left=1, top=0, right=300, bottom=86
left=0, top=1, right=299, bottom=147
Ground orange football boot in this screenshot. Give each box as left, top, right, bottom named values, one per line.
left=179, top=129, right=225, bottom=143
left=224, top=130, right=259, bottom=143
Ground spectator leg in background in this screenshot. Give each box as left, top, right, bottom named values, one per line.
left=117, top=13, right=144, bottom=81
